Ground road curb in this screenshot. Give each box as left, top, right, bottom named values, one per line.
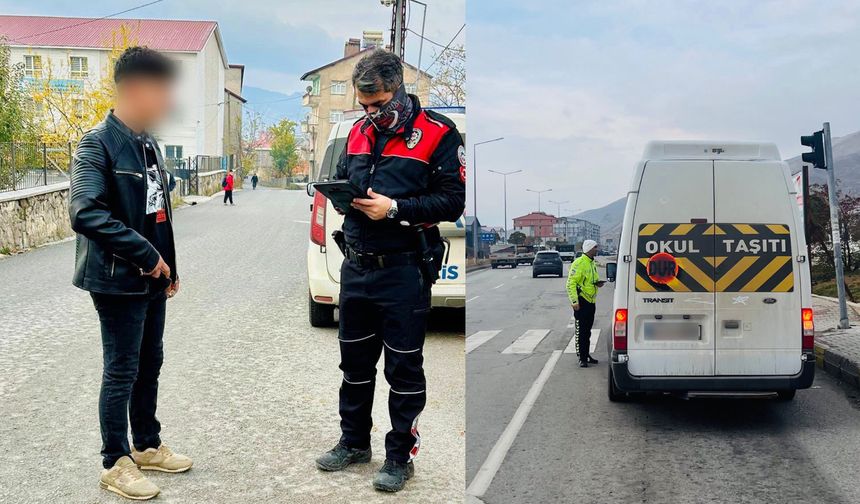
left=467, top=263, right=491, bottom=273
left=815, top=338, right=860, bottom=390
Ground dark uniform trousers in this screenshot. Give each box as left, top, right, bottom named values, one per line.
left=574, top=299, right=597, bottom=362
left=338, top=259, right=431, bottom=463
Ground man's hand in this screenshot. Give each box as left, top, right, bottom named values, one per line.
left=166, top=280, right=181, bottom=299
left=595, top=281, right=606, bottom=287
left=144, top=256, right=170, bottom=280
left=572, top=303, right=580, bottom=311
left=351, top=188, right=392, bottom=221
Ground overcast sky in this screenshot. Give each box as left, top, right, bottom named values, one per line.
left=3, top=0, right=465, bottom=95
left=468, top=0, right=860, bottom=227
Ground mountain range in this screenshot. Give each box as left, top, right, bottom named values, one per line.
left=577, top=130, right=860, bottom=243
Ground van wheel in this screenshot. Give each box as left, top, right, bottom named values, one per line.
left=512, top=263, right=518, bottom=269
left=608, top=367, right=629, bottom=402
left=776, top=390, right=796, bottom=401
left=309, top=292, right=336, bottom=327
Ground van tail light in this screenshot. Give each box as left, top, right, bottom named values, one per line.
left=801, top=308, right=814, bottom=351
left=310, top=191, right=327, bottom=246
left=613, top=309, right=628, bottom=351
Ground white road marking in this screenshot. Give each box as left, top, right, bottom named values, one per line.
left=466, top=296, right=480, bottom=303
left=466, top=350, right=563, bottom=499
left=493, top=283, right=505, bottom=289
left=563, top=328, right=601, bottom=354
left=511, top=275, right=518, bottom=279
left=502, top=329, right=550, bottom=354
left=293, top=220, right=310, bottom=224
left=466, top=330, right=501, bottom=354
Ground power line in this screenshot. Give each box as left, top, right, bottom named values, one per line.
left=424, top=23, right=465, bottom=73
left=406, top=28, right=465, bottom=52
left=9, top=0, right=166, bottom=43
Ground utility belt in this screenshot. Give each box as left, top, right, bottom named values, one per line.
left=333, top=228, right=448, bottom=285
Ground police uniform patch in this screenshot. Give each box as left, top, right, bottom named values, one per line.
left=458, top=145, right=466, bottom=166
left=406, top=128, right=423, bottom=149
left=459, top=165, right=466, bottom=184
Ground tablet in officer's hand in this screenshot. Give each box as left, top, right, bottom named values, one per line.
left=313, top=181, right=364, bottom=214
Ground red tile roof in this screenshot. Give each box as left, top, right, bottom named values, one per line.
left=0, top=15, right=217, bottom=52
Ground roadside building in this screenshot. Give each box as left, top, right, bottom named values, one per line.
left=300, top=31, right=431, bottom=180
left=512, top=212, right=557, bottom=241
left=0, top=15, right=244, bottom=163
left=553, top=216, right=600, bottom=246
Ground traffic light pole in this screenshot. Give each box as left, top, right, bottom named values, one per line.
left=823, top=122, right=850, bottom=329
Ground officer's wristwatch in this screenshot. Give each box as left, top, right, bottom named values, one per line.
left=386, top=199, right=399, bottom=219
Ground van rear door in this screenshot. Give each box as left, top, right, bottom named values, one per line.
left=713, top=161, right=801, bottom=375
left=628, top=160, right=716, bottom=376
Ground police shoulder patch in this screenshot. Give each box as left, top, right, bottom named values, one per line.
left=458, top=145, right=466, bottom=166
left=406, top=128, right=423, bottom=149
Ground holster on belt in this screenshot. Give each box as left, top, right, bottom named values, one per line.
left=416, top=226, right=444, bottom=285
left=332, top=230, right=347, bottom=255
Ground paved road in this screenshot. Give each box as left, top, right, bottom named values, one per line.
left=466, top=263, right=860, bottom=504
left=0, top=188, right=464, bottom=503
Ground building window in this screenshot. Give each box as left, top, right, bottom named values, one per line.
left=329, top=110, right=344, bottom=124
left=70, top=56, right=89, bottom=79
left=72, top=99, right=85, bottom=117
left=405, top=82, right=417, bottom=95
left=165, top=145, right=183, bottom=159
left=312, top=77, right=321, bottom=96
left=24, top=55, right=42, bottom=79
left=330, top=80, right=347, bottom=95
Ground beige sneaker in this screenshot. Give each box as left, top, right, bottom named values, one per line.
left=131, top=444, right=193, bottom=473
left=100, top=456, right=160, bottom=500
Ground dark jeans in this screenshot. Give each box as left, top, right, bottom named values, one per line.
left=338, top=260, right=431, bottom=463
left=574, top=299, right=596, bottom=362
left=91, top=291, right=166, bottom=468
left=224, top=190, right=234, bottom=204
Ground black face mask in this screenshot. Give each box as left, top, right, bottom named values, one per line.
left=365, top=83, right=413, bottom=134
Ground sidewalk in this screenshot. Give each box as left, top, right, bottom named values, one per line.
left=812, top=294, right=860, bottom=389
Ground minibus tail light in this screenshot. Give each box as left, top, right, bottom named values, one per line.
left=311, top=191, right=327, bottom=246
left=801, top=308, right=814, bottom=351
left=613, top=309, right=628, bottom=351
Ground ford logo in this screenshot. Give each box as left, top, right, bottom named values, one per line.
left=763, top=298, right=777, bottom=304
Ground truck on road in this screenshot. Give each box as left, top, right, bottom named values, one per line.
left=556, top=244, right=577, bottom=262
left=490, top=243, right=518, bottom=269
left=515, top=245, right=536, bottom=265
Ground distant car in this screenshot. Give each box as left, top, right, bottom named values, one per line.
left=532, top=251, right=563, bottom=278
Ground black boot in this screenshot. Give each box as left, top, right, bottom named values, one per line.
left=587, top=355, right=598, bottom=364
left=315, top=442, right=372, bottom=471
left=579, top=360, right=589, bottom=368
left=373, top=460, right=415, bottom=492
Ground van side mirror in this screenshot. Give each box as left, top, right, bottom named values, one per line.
left=606, top=262, right=617, bottom=282
left=306, top=183, right=316, bottom=197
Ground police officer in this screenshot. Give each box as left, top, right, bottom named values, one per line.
left=567, top=239, right=606, bottom=368
left=314, top=50, right=465, bottom=493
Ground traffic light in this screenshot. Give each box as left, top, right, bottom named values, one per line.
left=801, top=130, right=826, bottom=169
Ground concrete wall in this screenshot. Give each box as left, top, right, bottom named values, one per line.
left=0, top=183, right=73, bottom=253
left=197, top=170, right=241, bottom=197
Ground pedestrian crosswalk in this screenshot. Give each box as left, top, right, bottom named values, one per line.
left=466, top=322, right=600, bottom=356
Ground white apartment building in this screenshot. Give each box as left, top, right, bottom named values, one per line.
left=0, top=15, right=243, bottom=162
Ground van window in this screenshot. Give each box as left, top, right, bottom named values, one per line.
left=318, top=136, right=348, bottom=181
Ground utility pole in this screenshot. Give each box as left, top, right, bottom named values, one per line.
left=489, top=169, right=522, bottom=242
left=473, top=137, right=504, bottom=257
left=411, top=0, right=427, bottom=88
left=802, top=123, right=849, bottom=328
left=390, top=0, right=407, bottom=58
left=823, top=123, right=850, bottom=328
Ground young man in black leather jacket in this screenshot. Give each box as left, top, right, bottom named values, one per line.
left=69, top=46, right=191, bottom=501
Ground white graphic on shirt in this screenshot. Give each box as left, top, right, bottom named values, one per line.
left=146, top=165, right=164, bottom=215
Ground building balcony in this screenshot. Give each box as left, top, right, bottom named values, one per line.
left=302, top=93, right=320, bottom=107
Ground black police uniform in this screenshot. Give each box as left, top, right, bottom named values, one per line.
left=334, top=96, right=465, bottom=463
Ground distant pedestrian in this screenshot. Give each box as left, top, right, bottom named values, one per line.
left=252, top=173, right=259, bottom=190
left=223, top=169, right=234, bottom=205
left=567, top=239, right=605, bottom=368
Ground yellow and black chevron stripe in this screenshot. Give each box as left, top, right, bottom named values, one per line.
left=635, top=223, right=793, bottom=293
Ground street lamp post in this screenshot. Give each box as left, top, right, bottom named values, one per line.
left=489, top=169, right=522, bottom=242
left=472, top=137, right=504, bottom=258
left=549, top=199, right=569, bottom=217
left=526, top=188, right=552, bottom=212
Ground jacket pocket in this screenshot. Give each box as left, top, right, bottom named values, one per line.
left=114, top=169, right=143, bottom=179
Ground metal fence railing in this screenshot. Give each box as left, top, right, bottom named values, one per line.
left=164, top=155, right=237, bottom=197
left=0, top=142, right=74, bottom=193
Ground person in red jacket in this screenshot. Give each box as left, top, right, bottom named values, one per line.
left=223, top=169, right=234, bottom=205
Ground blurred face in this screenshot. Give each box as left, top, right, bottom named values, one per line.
left=356, top=88, right=394, bottom=115
left=587, top=246, right=599, bottom=258
left=116, top=76, right=175, bottom=128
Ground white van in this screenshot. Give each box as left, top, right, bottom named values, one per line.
left=607, top=141, right=815, bottom=401
left=306, top=109, right=466, bottom=327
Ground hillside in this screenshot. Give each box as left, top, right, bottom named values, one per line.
left=242, top=86, right=306, bottom=125
left=573, top=196, right=626, bottom=242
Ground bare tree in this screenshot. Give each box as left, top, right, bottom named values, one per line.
left=430, top=44, right=465, bottom=107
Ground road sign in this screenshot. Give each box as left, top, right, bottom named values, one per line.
left=480, top=232, right=496, bottom=243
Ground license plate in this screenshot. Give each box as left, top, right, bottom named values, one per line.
left=643, top=322, right=701, bottom=341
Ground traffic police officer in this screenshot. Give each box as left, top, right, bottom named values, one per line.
left=314, top=50, right=466, bottom=492
left=568, top=239, right=606, bottom=368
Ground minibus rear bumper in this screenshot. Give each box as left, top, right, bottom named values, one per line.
left=610, top=352, right=815, bottom=392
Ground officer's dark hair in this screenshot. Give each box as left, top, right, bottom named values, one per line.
left=352, top=49, right=403, bottom=94
left=114, top=46, right=177, bottom=84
